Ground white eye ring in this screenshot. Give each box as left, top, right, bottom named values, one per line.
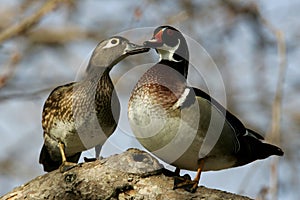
left=103, top=38, right=120, bottom=49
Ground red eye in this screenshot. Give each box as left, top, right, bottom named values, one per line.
left=166, top=29, right=173, bottom=36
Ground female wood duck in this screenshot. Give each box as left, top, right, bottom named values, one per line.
left=39, top=36, right=149, bottom=172
left=128, top=25, right=284, bottom=192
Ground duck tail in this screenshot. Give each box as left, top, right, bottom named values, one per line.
left=39, top=144, right=61, bottom=172
left=236, top=129, right=284, bottom=166
left=39, top=144, right=81, bottom=172
left=255, top=141, right=284, bottom=159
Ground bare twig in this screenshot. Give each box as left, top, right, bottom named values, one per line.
left=261, top=18, right=287, bottom=145
left=26, top=26, right=106, bottom=45
left=221, top=2, right=287, bottom=199
left=261, top=14, right=287, bottom=200
left=166, top=11, right=189, bottom=25
left=221, top=0, right=260, bottom=20
left=0, top=52, right=22, bottom=89
left=0, top=86, right=53, bottom=102
left=0, top=0, right=65, bottom=44
left=27, top=27, right=86, bottom=44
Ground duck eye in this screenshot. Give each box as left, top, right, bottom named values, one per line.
left=111, top=39, right=118, bottom=44
left=103, top=38, right=120, bottom=49
left=166, top=29, right=174, bottom=36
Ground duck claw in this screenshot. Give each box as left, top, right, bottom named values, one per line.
left=173, top=174, right=198, bottom=193
left=59, top=161, right=77, bottom=173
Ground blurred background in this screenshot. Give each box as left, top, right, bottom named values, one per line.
left=0, top=0, right=298, bottom=199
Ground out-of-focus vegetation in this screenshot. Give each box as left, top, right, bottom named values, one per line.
left=0, top=1, right=298, bottom=199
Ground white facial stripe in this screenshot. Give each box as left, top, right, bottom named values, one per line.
left=158, top=39, right=181, bottom=62
left=103, top=38, right=120, bottom=49
left=172, top=87, right=190, bottom=109
left=148, top=38, right=158, bottom=42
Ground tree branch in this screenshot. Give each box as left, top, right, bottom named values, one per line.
left=0, top=52, right=21, bottom=89
left=1, top=149, right=253, bottom=200
left=0, top=0, right=65, bottom=44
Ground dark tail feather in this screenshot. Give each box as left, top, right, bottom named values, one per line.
left=246, top=128, right=264, bottom=140
left=39, top=144, right=61, bottom=172
left=39, top=144, right=81, bottom=172
left=256, top=142, right=284, bottom=158
left=236, top=135, right=284, bottom=166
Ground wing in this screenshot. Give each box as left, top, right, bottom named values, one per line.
left=42, top=82, right=76, bottom=133
left=183, top=86, right=266, bottom=153
left=177, top=86, right=283, bottom=166
left=190, top=87, right=248, bottom=135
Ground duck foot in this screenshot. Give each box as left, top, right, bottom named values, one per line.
left=84, top=157, right=97, bottom=162
left=59, top=161, right=78, bottom=173
left=162, top=168, right=178, bottom=177
left=173, top=174, right=198, bottom=193
left=84, top=156, right=103, bottom=162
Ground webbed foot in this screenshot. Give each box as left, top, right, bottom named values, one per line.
left=59, top=161, right=78, bottom=173
left=173, top=174, right=198, bottom=193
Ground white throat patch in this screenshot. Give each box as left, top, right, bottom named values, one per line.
left=158, top=39, right=181, bottom=62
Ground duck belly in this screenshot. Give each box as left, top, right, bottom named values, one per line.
left=45, top=116, right=114, bottom=159
left=128, top=96, right=238, bottom=171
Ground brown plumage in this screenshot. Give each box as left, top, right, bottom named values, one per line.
left=128, top=25, right=284, bottom=192
left=39, top=36, right=149, bottom=172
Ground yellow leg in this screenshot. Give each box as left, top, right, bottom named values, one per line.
left=175, top=167, right=180, bottom=176
left=173, top=160, right=205, bottom=193
left=58, top=142, right=77, bottom=173
left=191, top=159, right=205, bottom=192
left=58, top=142, right=67, bottom=163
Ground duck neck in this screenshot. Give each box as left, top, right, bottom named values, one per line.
left=84, top=66, right=115, bottom=100
left=159, top=58, right=189, bottom=80
left=158, top=41, right=189, bottom=79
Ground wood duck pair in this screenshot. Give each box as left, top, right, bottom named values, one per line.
left=39, top=37, right=149, bottom=172
left=128, top=26, right=284, bottom=192
left=39, top=26, right=283, bottom=193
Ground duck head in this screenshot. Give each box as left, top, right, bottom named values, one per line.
left=87, top=36, right=149, bottom=73
left=144, top=26, right=189, bottom=78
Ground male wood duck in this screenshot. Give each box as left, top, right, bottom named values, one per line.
left=128, top=25, right=284, bottom=192
left=39, top=36, right=149, bottom=172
